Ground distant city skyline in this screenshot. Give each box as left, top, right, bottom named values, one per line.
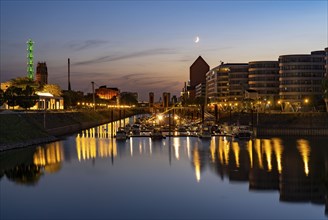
left=1, top=1, right=327, bottom=100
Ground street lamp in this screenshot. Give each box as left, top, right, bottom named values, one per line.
left=277, top=100, right=283, bottom=112
left=304, top=98, right=309, bottom=112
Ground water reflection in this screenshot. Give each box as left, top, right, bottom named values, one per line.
left=76, top=134, right=117, bottom=161
left=1, top=120, right=328, bottom=217
left=297, top=139, right=310, bottom=176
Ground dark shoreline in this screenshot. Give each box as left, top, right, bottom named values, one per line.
left=0, top=109, right=143, bottom=152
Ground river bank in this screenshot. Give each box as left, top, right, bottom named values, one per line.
left=0, top=109, right=145, bottom=151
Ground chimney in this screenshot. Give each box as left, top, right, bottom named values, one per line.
left=68, top=58, right=71, bottom=91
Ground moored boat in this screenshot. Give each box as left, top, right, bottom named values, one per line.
left=198, top=126, right=212, bottom=139
left=151, top=128, right=165, bottom=140
left=234, top=126, right=252, bottom=140
left=115, top=127, right=128, bottom=140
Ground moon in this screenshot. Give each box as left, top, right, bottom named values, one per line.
left=194, top=36, right=200, bottom=43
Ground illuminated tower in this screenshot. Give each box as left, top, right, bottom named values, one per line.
left=27, top=39, right=34, bottom=80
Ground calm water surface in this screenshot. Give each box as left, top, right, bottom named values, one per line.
left=1, top=117, right=328, bottom=219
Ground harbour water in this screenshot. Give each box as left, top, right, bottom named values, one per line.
left=1, top=116, right=328, bottom=219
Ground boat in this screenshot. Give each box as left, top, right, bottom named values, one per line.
left=234, top=126, right=252, bottom=140
left=177, top=126, right=189, bottom=136
left=198, top=126, right=212, bottom=139
left=115, top=127, right=128, bottom=140
left=131, top=124, right=141, bottom=135
left=151, top=128, right=165, bottom=140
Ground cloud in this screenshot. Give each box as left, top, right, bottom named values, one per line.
left=75, top=48, right=178, bottom=65
left=66, top=40, right=109, bottom=51
left=107, top=72, right=182, bottom=95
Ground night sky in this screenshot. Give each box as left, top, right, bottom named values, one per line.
left=1, top=1, right=327, bottom=100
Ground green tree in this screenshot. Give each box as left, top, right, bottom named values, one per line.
left=16, top=85, right=38, bottom=110
left=10, top=77, right=39, bottom=90
left=4, top=86, right=22, bottom=109
left=41, top=84, right=62, bottom=97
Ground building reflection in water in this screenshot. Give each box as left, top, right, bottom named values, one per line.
left=33, top=141, right=64, bottom=173
left=76, top=130, right=117, bottom=161
left=297, top=139, right=310, bottom=176
left=173, top=138, right=180, bottom=160
left=193, top=147, right=201, bottom=182
left=273, top=138, right=283, bottom=174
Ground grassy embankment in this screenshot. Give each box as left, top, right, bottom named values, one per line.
left=0, top=109, right=144, bottom=151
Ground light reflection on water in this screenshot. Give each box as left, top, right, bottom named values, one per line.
left=1, top=119, right=328, bottom=219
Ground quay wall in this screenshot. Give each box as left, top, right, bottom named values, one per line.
left=0, top=109, right=145, bottom=151
left=217, top=112, right=328, bottom=137
left=254, top=127, right=328, bottom=137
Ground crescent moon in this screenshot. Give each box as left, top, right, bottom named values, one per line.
left=194, top=36, right=200, bottom=43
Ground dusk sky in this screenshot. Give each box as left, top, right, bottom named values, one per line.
left=1, top=1, right=327, bottom=100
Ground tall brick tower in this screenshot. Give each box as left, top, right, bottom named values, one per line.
left=189, top=56, right=209, bottom=98
left=35, top=62, right=48, bottom=85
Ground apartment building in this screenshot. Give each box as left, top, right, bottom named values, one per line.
left=279, top=50, right=325, bottom=111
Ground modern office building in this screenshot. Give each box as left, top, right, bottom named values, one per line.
left=186, top=47, right=328, bottom=111
left=279, top=50, right=325, bottom=111
left=195, top=82, right=206, bottom=98
left=205, top=65, right=222, bottom=102
left=228, top=63, right=249, bottom=102
left=248, top=61, right=279, bottom=102
left=206, top=63, right=248, bottom=104
left=35, top=62, right=48, bottom=85
left=190, top=56, right=210, bottom=98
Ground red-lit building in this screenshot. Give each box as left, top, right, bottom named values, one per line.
left=95, top=86, right=120, bottom=100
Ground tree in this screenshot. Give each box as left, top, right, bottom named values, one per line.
left=4, top=86, right=22, bottom=109
left=16, top=85, right=38, bottom=110
left=62, top=90, right=84, bottom=109
left=10, top=77, right=39, bottom=90
left=120, top=93, right=138, bottom=105
left=0, top=89, right=4, bottom=106
left=40, top=84, right=62, bottom=97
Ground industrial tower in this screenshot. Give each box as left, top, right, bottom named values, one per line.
left=27, top=39, right=34, bottom=80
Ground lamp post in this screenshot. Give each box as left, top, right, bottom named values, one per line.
left=278, top=100, right=282, bottom=112
left=304, top=98, right=309, bottom=112
left=91, top=81, right=95, bottom=111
